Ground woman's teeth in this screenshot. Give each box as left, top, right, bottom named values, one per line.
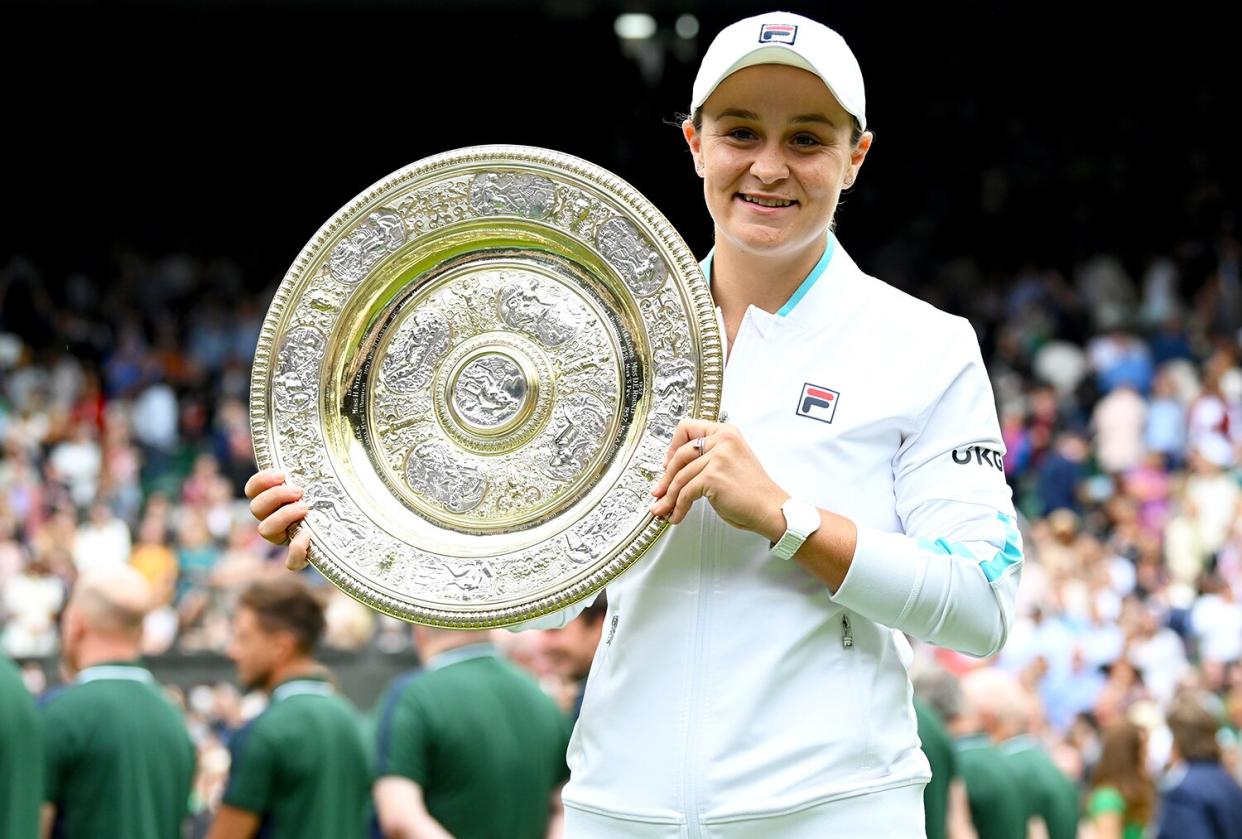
left=740, top=195, right=794, bottom=207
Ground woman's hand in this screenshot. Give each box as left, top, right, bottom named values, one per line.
left=244, top=469, right=311, bottom=571
left=649, top=418, right=787, bottom=539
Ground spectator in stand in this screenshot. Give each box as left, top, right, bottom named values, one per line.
left=1157, top=698, right=1242, bottom=839
left=1086, top=720, right=1156, bottom=839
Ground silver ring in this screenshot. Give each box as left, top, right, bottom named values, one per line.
left=693, top=436, right=706, bottom=456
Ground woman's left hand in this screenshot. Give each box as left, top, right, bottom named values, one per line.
left=650, top=417, right=787, bottom=538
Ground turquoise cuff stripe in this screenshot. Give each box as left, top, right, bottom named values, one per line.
left=698, top=232, right=835, bottom=317
left=917, top=512, right=1022, bottom=584
left=918, top=537, right=975, bottom=559
left=979, top=513, right=1022, bottom=583
left=776, top=232, right=835, bottom=317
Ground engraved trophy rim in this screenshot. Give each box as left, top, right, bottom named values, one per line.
left=250, top=144, right=722, bottom=627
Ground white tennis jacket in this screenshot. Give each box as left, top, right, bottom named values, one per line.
left=518, top=233, right=1023, bottom=834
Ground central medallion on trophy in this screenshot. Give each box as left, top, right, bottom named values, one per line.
left=452, top=353, right=528, bottom=429
left=433, top=331, right=554, bottom=456
left=449, top=345, right=541, bottom=441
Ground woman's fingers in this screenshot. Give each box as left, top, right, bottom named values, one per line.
left=662, top=418, right=720, bottom=468
left=669, top=472, right=712, bottom=524
left=244, top=469, right=285, bottom=501
left=256, top=500, right=309, bottom=545
left=652, top=435, right=714, bottom=498
left=286, top=529, right=311, bottom=571
left=651, top=448, right=710, bottom=519
left=246, top=470, right=314, bottom=571
left=248, top=482, right=304, bottom=522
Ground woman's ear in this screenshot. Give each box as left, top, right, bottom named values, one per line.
left=849, top=130, right=874, bottom=176
left=682, top=118, right=704, bottom=177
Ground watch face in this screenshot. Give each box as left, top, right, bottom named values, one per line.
left=783, top=498, right=820, bottom=536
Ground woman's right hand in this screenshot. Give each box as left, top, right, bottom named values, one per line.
left=244, top=469, right=311, bottom=570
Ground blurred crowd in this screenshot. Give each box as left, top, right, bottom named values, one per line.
left=0, top=253, right=406, bottom=661
left=2, top=215, right=1241, bottom=835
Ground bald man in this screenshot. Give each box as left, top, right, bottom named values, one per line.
left=372, top=626, right=570, bottom=839
left=918, top=667, right=1026, bottom=839
left=962, top=668, right=1080, bottom=839
left=39, top=567, right=195, bottom=839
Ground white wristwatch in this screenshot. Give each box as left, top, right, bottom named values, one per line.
left=770, top=497, right=821, bottom=561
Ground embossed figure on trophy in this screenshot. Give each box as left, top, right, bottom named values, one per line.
left=405, top=442, right=488, bottom=514
left=649, top=352, right=696, bottom=438
left=564, top=194, right=596, bottom=236
left=381, top=310, right=450, bottom=393
left=280, top=430, right=327, bottom=482
left=280, top=327, right=327, bottom=371
left=563, top=530, right=596, bottom=565
left=469, top=173, right=556, bottom=220
left=443, top=559, right=493, bottom=594
left=543, top=394, right=608, bottom=480
left=454, top=356, right=527, bottom=426
left=306, top=284, right=344, bottom=313
left=329, top=210, right=405, bottom=284
left=274, top=369, right=316, bottom=413
left=595, top=218, right=667, bottom=296
left=274, top=329, right=326, bottom=413
left=498, top=279, right=576, bottom=346
left=305, top=487, right=371, bottom=547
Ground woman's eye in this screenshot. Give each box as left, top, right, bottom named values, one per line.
left=726, top=128, right=757, bottom=141
left=792, top=134, right=822, bottom=147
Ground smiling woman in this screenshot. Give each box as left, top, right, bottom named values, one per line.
left=683, top=63, right=872, bottom=317
left=246, top=10, right=1024, bottom=839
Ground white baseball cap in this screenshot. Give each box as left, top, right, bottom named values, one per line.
left=690, top=11, right=867, bottom=133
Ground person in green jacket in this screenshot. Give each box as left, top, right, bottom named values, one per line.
left=208, top=575, right=371, bottom=839
left=40, top=567, right=195, bottom=839
left=963, top=667, right=1081, bottom=839
left=2, top=653, right=43, bottom=839
left=915, top=697, right=975, bottom=839
left=917, top=666, right=1025, bottom=839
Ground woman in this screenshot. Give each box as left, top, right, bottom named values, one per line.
left=247, top=11, right=1023, bottom=837
left=1086, top=721, right=1154, bottom=839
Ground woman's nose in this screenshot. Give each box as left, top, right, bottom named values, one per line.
left=749, top=141, right=788, bottom=183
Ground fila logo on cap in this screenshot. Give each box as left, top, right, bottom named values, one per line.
left=797, top=383, right=839, bottom=424
left=759, top=23, right=797, bottom=44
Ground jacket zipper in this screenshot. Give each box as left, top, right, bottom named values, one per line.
left=842, top=614, right=854, bottom=648
left=683, top=507, right=714, bottom=839
left=682, top=306, right=739, bottom=837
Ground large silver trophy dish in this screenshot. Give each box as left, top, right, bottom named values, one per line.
left=250, top=146, right=721, bottom=627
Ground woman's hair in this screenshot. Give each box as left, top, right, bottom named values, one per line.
left=679, top=108, right=865, bottom=148
left=1091, top=720, right=1155, bottom=827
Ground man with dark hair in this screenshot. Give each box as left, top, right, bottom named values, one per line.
left=537, top=590, right=608, bottom=723
left=40, top=567, right=195, bottom=839
left=208, top=576, right=370, bottom=839
left=2, top=653, right=43, bottom=839
left=373, top=626, right=570, bottom=839
left=1157, top=697, right=1242, bottom=839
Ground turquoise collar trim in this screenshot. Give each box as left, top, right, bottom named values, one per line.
left=777, top=234, right=835, bottom=316
left=272, top=678, right=334, bottom=703
left=76, top=664, right=154, bottom=685
left=699, top=232, right=836, bottom=318
left=426, top=642, right=499, bottom=672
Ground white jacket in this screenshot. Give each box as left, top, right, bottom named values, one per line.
left=520, top=233, right=1022, bottom=832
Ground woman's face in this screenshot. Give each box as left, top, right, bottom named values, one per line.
left=684, top=63, right=871, bottom=261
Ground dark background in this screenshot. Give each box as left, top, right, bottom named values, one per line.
left=5, top=0, right=1236, bottom=300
